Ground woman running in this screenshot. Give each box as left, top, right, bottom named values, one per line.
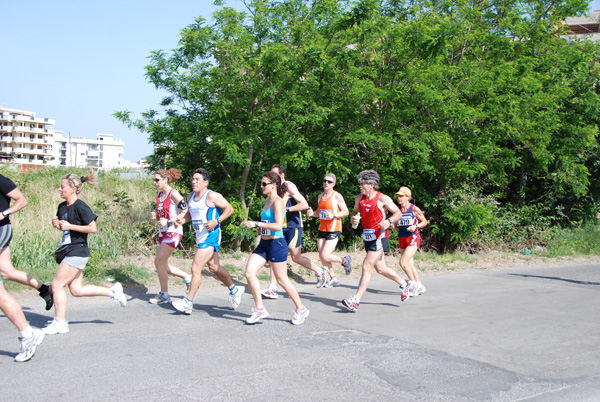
left=0, top=173, right=53, bottom=310
left=307, top=173, right=351, bottom=287
left=392, top=186, right=428, bottom=296
left=241, top=171, right=310, bottom=325
left=148, top=169, right=191, bottom=304
left=43, top=170, right=126, bottom=335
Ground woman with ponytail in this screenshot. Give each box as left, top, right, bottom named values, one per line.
left=148, top=168, right=191, bottom=305
left=43, top=169, right=126, bottom=335
left=241, top=171, right=310, bottom=325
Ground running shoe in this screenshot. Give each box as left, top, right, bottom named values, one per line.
left=229, top=286, right=245, bottom=310
left=246, top=307, right=270, bottom=324
left=43, top=319, right=69, bottom=335
left=261, top=288, right=279, bottom=299
left=325, top=277, right=340, bottom=287
left=291, top=307, right=310, bottom=325
left=184, top=275, right=192, bottom=294
left=149, top=292, right=171, bottom=304
left=15, top=328, right=45, bottom=362
left=110, top=283, right=127, bottom=307
left=172, top=298, right=193, bottom=315
left=316, top=267, right=327, bottom=288
left=400, top=281, right=411, bottom=302
left=409, top=281, right=419, bottom=297
left=417, top=282, right=427, bottom=295
left=342, top=256, right=352, bottom=275
left=341, top=296, right=359, bottom=312
left=39, top=285, right=53, bottom=311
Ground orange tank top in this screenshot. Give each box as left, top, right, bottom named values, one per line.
left=318, top=191, right=342, bottom=232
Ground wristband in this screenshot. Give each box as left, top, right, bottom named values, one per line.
left=2, top=209, right=10, bottom=217
left=388, top=218, right=393, bottom=224
left=255, top=221, right=259, bottom=228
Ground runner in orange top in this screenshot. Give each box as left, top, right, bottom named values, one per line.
left=307, top=173, right=351, bottom=287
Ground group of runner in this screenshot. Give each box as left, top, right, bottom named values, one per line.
left=148, top=165, right=428, bottom=324
left=0, top=164, right=427, bottom=362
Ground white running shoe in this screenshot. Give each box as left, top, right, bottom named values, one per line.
left=229, top=286, right=245, bottom=310
left=172, top=298, right=193, bottom=315
left=316, top=267, right=327, bottom=288
left=110, top=283, right=127, bottom=307
left=43, top=319, right=69, bottom=335
left=15, top=328, right=45, bottom=362
left=325, top=277, right=340, bottom=287
left=409, top=281, right=419, bottom=297
left=246, top=307, right=269, bottom=324
left=149, top=292, right=171, bottom=304
left=417, top=282, right=427, bottom=295
left=261, top=288, right=279, bottom=299
left=291, top=307, right=310, bottom=325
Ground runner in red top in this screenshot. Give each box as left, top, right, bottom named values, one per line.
left=342, top=170, right=411, bottom=313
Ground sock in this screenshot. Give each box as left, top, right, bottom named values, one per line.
left=20, top=326, right=33, bottom=339
left=184, top=297, right=193, bottom=304
left=38, top=284, right=50, bottom=295
left=296, top=306, right=306, bottom=312
left=256, top=306, right=265, bottom=311
left=229, top=284, right=238, bottom=294
left=161, top=291, right=169, bottom=296
left=184, top=275, right=192, bottom=284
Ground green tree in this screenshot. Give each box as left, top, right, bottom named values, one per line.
left=117, top=0, right=600, bottom=250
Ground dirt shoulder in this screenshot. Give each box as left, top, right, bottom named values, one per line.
left=128, top=248, right=599, bottom=291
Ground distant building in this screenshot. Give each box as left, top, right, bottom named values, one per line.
left=55, top=133, right=130, bottom=169
left=0, top=106, right=138, bottom=170
left=0, top=106, right=56, bottom=169
left=563, top=11, right=600, bottom=40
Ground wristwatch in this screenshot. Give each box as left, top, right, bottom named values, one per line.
left=217, top=218, right=222, bottom=224
left=2, top=209, right=11, bottom=217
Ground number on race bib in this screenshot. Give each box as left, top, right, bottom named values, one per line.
left=192, top=220, right=203, bottom=232
left=362, top=229, right=376, bottom=241
left=320, top=209, right=332, bottom=220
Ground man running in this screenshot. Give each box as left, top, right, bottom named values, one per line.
left=172, top=168, right=244, bottom=314
left=261, top=164, right=326, bottom=298
left=342, top=170, right=411, bottom=313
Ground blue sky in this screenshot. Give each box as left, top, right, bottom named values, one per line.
left=1, top=0, right=240, bottom=162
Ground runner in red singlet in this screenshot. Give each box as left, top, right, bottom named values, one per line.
left=148, top=169, right=191, bottom=305
left=341, top=170, right=411, bottom=313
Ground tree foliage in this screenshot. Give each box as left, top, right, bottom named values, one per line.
left=116, top=0, right=600, bottom=250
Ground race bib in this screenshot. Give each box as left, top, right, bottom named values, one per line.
left=362, top=229, right=376, bottom=241
left=398, top=218, right=412, bottom=226
left=61, top=230, right=72, bottom=246
left=192, top=219, right=203, bottom=232
left=320, top=209, right=332, bottom=220
left=260, top=220, right=271, bottom=236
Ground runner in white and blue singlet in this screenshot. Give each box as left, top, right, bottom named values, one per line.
left=171, top=168, right=244, bottom=315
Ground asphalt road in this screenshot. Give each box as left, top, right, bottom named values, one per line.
left=1, top=258, right=599, bottom=401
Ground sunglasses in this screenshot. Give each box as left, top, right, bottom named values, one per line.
left=323, top=179, right=334, bottom=184
left=154, top=178, right=162, bottom=182
left=261, top=181, right=273, bottom=187
left=397, top=194, right=408, bottom=198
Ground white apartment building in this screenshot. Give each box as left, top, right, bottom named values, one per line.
left=0, top=106, right=56, bottom=169
left=55, top=133, right=129, bottom=169
left=0, top=106, right=135, bottom=170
